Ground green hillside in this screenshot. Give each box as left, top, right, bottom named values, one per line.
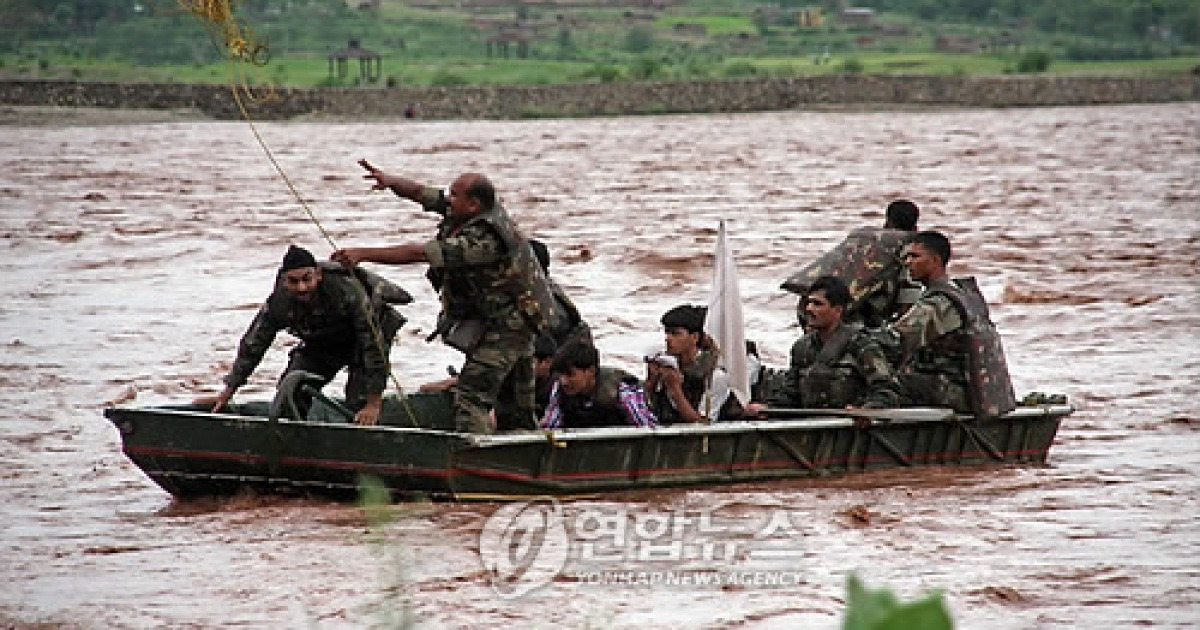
left=0, top=0, right=1195, bottom=86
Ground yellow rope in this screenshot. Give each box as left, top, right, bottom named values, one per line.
left=180, top=0, right=420, bottom=426
left=229, top=84, right=420, bottom=427
left=176, top=0, right=269, bottom=68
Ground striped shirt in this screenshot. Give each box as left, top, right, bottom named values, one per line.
left=542, top=380, right=657, bottom=429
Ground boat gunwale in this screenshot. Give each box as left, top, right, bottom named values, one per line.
left=104, top=404, right=1073, bottom=447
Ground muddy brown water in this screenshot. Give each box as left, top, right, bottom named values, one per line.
left=1, top=103, right=1197, bottom=628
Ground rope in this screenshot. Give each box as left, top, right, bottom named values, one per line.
left=181, top=0, right=420, bottom=426
left=177, top=0, right=270, bottom=68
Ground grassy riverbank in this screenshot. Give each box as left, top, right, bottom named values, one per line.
left=3, top=52, right=1195, bottom=90
left=2, top=1, right=1195, bottom=89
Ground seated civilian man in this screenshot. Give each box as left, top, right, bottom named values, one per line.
left=541, top=341, right=656, bottom=429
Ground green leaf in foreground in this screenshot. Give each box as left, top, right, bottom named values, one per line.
left=356, top=473, right=393, bottom=529
left=843, top=573, right=954, bottom=630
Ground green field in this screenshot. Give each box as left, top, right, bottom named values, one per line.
left=6, top=50, right=1192, bottom=90
left=0, top=0, right=1195, bottom=87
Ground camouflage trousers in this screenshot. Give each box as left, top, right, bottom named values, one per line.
left=452, top=329, right=537, bottom=433
left=282, top=345, right=378, bottom=419
left=899, top=372, right=970, bottom=414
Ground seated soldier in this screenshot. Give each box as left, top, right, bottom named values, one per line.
left=541, top=341, right=656, bottom=429
left=891, top=230, right=1016, bottom=417
left=529, top=238, right=592, bottom=347
left=644, top=304, right=741, bottom=423
left=777, top=275, right=902, bottom=409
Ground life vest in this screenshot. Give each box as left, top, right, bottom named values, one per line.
left=434, top=203, right=558, bottom=333
left=781, top=227, right=914, bottom=327
left=269, top=264, right=409, bottom=352
left=558, top=367, right=638, bottom=428
left=545, top=276, right=590, bottom=346
left=919, top=277, right=1017, bottom=419
left=793, top=323, right=871, bottom=409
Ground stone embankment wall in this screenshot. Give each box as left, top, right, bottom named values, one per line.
left=1, top=75, right=1196, bottom=120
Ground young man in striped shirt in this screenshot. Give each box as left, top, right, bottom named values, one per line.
left=541, top=341, right=656, bottom=430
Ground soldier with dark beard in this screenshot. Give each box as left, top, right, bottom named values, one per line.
left=206, top=245, right=408, bottom=426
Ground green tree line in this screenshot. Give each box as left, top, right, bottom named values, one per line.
left=0, top=0, right=1194, bottom=85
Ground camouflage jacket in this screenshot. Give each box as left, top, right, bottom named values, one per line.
left=782, top=323, right=902, bottom=409
left=223, top=270, right=400, bottom=395
left=894, top=277, right=1017, bottom=417
left=418, top=187, right=555, bottom=337
left=781, top=227, right=914, bottom=328
left=546, top=276, right=591, bottom=347
left=891, top=285, right=967, bottom=383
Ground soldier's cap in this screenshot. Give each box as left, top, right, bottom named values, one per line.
left=280, top=245, right=317, bottom=272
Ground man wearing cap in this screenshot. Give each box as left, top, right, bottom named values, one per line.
left=644, top=304, right=740, bottom=423
left=332, top=161, right=555, bottom=433
left=205, top=245, right=405, bottom=426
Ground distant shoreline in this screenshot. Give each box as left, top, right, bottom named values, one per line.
left=0, top=105, right=211, bottom=126
left=2, top=75, right=1197, bottom=123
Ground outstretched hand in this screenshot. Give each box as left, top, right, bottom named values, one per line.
left=358, top=158, right=389, bottom=191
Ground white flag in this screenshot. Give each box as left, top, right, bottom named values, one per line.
left=704, top=220, right=749, bottom=407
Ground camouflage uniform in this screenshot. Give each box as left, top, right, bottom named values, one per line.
left=779, top=323, right=902, bottom=409
left=418, top=187, right=555, bottom=433
left=545, top=276, right=593, bottom=348
left=892, top=278, right=1017, bottom=417
left=223, top=267, right=404, bottom=416
left=891, top=284, right=970, bottom=412
left=781, top=227, right=917, bottom=328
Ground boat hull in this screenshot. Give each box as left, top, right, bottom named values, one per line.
left=105, top=397, right=1070, bottom=501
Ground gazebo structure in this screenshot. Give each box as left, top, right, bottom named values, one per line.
left=328, top=39, right=382, bottom=83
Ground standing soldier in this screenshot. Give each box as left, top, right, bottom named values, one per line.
left=204, top=245, right=409, bottom=426
left=333, top=161, right=555, bottom=433
left=782, top=199, right=922, bottom=329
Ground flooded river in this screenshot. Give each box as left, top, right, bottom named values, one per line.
left=1, top=102, right=1197, bottom=628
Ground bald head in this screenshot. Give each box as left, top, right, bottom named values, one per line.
left=447, top=172, right=495, bottom=219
